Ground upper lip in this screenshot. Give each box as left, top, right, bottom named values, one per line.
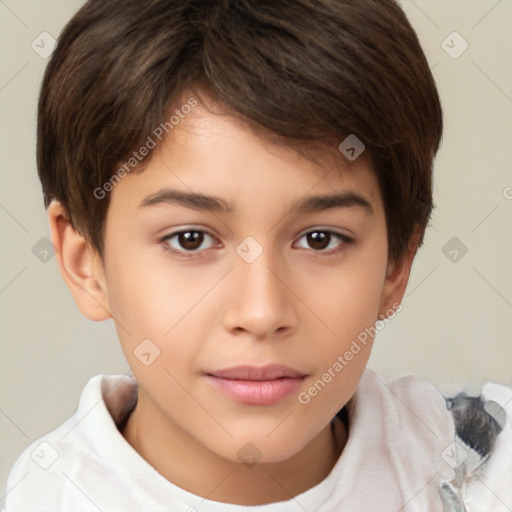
left=207, top=364, right=306, bottom=381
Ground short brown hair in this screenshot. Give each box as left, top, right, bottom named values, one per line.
left=37, top=0, right=442, bottom=265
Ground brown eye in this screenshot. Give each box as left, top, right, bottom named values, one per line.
left=306, top=231, right=330, bottom=250
left=295, top=230, right=351, bottom=253
left=162, top=230, right=217, bottom=254
left=178, top=231, right=204, bottom=250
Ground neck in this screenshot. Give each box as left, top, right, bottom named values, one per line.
left=121, top=393, right=347, bottom=506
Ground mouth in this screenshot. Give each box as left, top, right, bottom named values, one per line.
left=205, top=364, right=307, bottom=406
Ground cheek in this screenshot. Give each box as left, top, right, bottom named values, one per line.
left=297, top=238, right=387, bottom=385
left=303, top=249, right=387, bottom=338
left=104, top=241, right=193, bottom=331
left=312, top=274, right=381, bottom=374
left=104, top=244, right=220, bottom=371
left=296, top=269, right=383, bottom=421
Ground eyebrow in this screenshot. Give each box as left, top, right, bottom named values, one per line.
left=139, top=188, right=374, bottom=216
left=140, top=189, right=234, bottom=212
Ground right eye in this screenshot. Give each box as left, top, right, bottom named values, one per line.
left=160, top=229, right=220, bottom=257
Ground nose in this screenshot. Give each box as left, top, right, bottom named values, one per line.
left=222, top=246, right=298, bottom=341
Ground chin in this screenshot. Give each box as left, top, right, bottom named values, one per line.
left=209, top=432, right=309, bottom=466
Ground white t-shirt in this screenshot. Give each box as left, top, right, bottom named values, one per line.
left=3, top=369, right=511, bottom=511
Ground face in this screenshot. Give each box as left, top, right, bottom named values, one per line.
left=98, top=95, right=398, bottom=464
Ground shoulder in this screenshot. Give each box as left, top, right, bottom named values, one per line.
left=4, top=374, right=135, bottom=512
left=350, top=370, right=512, bottom=510
left=349, top=370, right=457, bottom=479
left=354, top=369, right=454, bottom=434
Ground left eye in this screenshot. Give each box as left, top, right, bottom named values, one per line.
left=162, top=230, right=217, bottom=253
left=294, top=230, right=350, bottom=252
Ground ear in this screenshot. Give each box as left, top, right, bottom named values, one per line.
left=47, top=201, right=111, bottom=321
left=378, top=228, right=421, bottom=318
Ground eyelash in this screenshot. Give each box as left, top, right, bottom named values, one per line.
left=160, top=228, right=353, bottom=259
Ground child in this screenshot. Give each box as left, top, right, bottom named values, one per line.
left=4, top=0, right=511, bottom=510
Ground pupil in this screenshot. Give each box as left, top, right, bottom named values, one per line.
left=308, top=231, right=329, bottom=250
left=180, top=231, right=203, bottom=250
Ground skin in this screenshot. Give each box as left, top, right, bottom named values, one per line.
left=48, top=91, right=417, bottom=505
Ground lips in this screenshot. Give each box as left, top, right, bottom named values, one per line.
left=206, top=364, right=307, bottom=406
left=207, top=364, right=306, bottom=381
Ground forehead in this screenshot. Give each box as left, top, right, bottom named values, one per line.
left=161, top=98, right=369, bottom=174
left=108, top=97, right=383, bottom=217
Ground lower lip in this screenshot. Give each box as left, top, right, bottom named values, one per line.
left=206, top=376, right=305, bottom=405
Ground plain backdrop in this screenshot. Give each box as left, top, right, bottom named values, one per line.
left=1, top=0, right=511, bottom=500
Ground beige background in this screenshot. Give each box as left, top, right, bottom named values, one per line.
left=1, top=0, right=511, bottom=500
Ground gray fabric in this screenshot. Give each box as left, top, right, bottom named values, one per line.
left=438, top=392, right=505, bottom=511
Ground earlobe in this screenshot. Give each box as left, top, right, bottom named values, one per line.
left=47, top=201, right=112, bottom=321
